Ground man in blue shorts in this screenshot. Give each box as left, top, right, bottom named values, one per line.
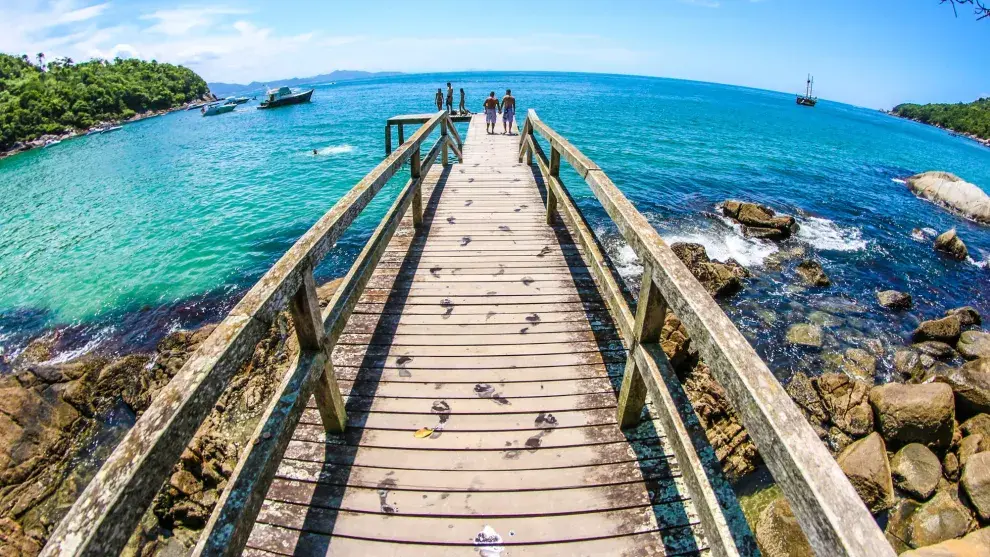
left=501, top=89, right=516, bottom=135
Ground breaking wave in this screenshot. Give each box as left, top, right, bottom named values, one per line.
left=795, top=216, right=867, bottom=252
left=315, top=144, right=355, bottom=156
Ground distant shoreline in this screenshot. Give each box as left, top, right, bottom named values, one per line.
left=884, top=109, right=990, bottom=150
left=0, top=96, right=215, bottom=161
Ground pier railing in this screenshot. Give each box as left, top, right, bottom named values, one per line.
left=43, top=111, right=463, bottom=557
left=518, top=109, right=895, bottom=557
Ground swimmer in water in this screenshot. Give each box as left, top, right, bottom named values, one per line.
left=313, top=149, right=318, bottom=155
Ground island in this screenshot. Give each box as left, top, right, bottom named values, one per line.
left=0, top=54, right=210, bottom=157
left=892, top=97, right=990, bottom=147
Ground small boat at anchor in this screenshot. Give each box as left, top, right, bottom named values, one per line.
left=796, top=74, right=818, bottom=107
left=226, top=96, right=250, bottom=105
left=86, top=128, right=106, bottom=135
left=101, top=126, right=123, bottom=133
left=202, top=103, right=235, bottom=116
left=257, top=86, right=314, bottom=109
left=43, top=139, right=61, bottom=148
left=187, top=102, right=207, bottom=110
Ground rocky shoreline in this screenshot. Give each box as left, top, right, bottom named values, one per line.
left=0, top=278, right=341, bottom=555
left=884, top=111, right=990, bottom=150
left=0, top=94, right=216, bottom=161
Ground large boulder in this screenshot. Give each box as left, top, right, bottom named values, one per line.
left=754, top=496, right=814, bottom=557
left=899, top=526, right=990, bottom=557
left=914, top=315, right=963, bottom=344
left=936, top=358, right=990, bottom=417
left=837, top=432, right=895, bottom=513
left=869, top=383, right=955, bottom=448
left=907, top=490, right=974, bottom=547
left=670, top=242, right=749, bottom=298
left=961, top=414, right=990, bottom=438
left=722, top=200, right=799, bottom=238
left=958, top=331, right=990, bottom=361
left=890, top=443, right=942, bottom=501
left=795, top=260, right=830, bottom=287
left=786, top=323, right=824, bottom=348
left=961, top=451, right=990, bottom=521
left=885, top=498, right=922, bottom=554
left=946, top=306, right=982, bottom=328
left=877, top=290, right=913, bottom=310
left=815, top=373, right=874, bottom=437
left=786, top=372, right=829, bottom=434
left=894, top=348, right=926, bottom=381
left=934, top=229, right=969, bottom=260
left=906, top=171, right=990, bottom=225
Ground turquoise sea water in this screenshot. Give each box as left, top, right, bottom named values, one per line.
left=1, top=72, right=988, bottom=378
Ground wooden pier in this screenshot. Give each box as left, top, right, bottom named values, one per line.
left=45, top=112, right=896, bottom=556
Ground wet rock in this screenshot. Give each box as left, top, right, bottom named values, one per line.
left=885, top=498, right=921, bottom=554
left=961, top=414, right=990, bottom=438
left=958, top=331, right=990, bottom=361
left=815, top=373, right=874, bottom=437
left=754, top=496, right=813, bottom=557
left=823, top=348, right=877, bottom=382
left=807, top=311, right=843, bottom=327
left=961, top=451, right=990, bottom=521
left=869, top=383, right=955, bottom=448
left=837, top=432, right=895, bottom=513
left=907, top=490, right=974, bottom=547
left=946, top=306, right=982, bottom=328
left=914, top=341, right=959, bottom=361
left=936, top=358, right=990, bottom=417
left=670, top=242, right=749, bottom=298
left=906, top=171, right=990, bottom=225
left=741, top=225, right=786, bottom=240
left=900, top=526, right=990, bottom=557
left=722, top=200, right=799, bottom=238
left=914, top=315, right=963, bottom=344
left=795, top=260, right=830, bottom=287
left=891, top=443, right=942, bottom=501
left=934, top=229, right=969, bottom=260
left=877, top=290, right=913, bottom=310
left=958, top=435, right=987, bottom=468
left=786, top=323, right=823, bottom=348
left=895, top=348, right=926, bottom=381
left=763, top=246, right=806, bottom=270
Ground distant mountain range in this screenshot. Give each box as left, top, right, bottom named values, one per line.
left=208, top=70, right=403, bottom=96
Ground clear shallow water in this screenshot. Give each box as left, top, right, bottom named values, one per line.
left=1, top=72, right=988, bottom=377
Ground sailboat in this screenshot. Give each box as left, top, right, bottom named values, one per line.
left=796, top=74, right=817, bottom=107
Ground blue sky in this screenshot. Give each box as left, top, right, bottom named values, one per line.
left=1, top=0, right=987, bottom=109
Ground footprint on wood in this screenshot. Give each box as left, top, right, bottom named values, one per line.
left=498, top=225, right=511, bottom=233
left=521, top=277, right=534, bottom=286
left=440, top=298, right=455, bottom=319
left=447, top=216, right=456, bottom=224
left=460, top=236, right=472, bottom=247
left=474, top=383, right=510, bottom=405
left=525, top=412, right=559, bottom=451
left=465, top=200, right=473, bottom=207
left=423, top=400, right=451, bottom=439
left=520, top=327, right=529, bottom=334
left=536, top=246, right=552, bottom=258
left=377, top=478, right=399, bottom=514
left=396, top=355, right=413, bottom=378
left=486, top=311, right=497, bottom=321
left=493, top=266, right=505, bottom=277
left=525, top=313, right=541, bottom=324
left=468, top=178, right=475, bottom=182
left=430, top=266, right=442, bottom=278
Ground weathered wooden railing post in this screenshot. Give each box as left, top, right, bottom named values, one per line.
left=411, top=148, right=423, bottom=230
left=397, top=123, right=405, bottom=147
left=384, top=124, right=392, bottom=155
left=545, top=146, right=560, bottom=224
left=617, top=263, right=666, bottom=428
left=290, top=267, right=347, bottom=432
left=441, top=115, right=449, bottom=166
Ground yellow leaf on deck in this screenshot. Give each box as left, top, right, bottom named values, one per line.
left=414, top=427, right=435, bottom=438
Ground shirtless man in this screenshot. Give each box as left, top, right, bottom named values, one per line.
left=500, top=89, right=516, bottom=135
left=434, top=88, right=443, bottom=111
left=483, top=92, right=499, bottom=134
left=446, top=82, right=454, bottom=114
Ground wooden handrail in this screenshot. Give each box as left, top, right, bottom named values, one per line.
left=519, top=109, right=895, bottom=557
left=43, top=111, right=453, bottom=557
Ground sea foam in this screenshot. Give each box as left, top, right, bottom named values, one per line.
left=316, top=145, right=355, bottom=156
left=795, top=216, right=867, bottom=252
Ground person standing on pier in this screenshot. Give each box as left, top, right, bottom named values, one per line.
left=501, top=89, right=516, bottom=135
left=483, top=92, right=499, bottom=134
left=459, top=88, right=467, bottom=114
left=446, top=82, right=454, bottom=114
left=435, top=88, right=443, bottom=111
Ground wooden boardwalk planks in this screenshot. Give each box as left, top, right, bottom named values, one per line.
left=247, top=114, right=705, bottom=556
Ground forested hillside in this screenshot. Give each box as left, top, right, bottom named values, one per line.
left=893, top=98, right=990, bottom=141
left=0, top=54, right=209, bottom=149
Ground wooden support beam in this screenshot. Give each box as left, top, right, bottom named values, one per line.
left=397, top=123, right=405, bottom=147
left=617, top=264, right=665, bottom=429
left=384, top=124, right=392, bottom=155
left=546, top=146, right=560, bottom=224
left=445, top=117, right=463, bottom=152
left=290, top=269, right=345, bottom=433
left=411, top=149, right=423, bottom=229
left=441, top=118, right=449, bottom=166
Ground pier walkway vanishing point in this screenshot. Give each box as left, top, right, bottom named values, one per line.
left=46, top=112, right=897, bottom=556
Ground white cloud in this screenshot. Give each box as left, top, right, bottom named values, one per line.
left=140, top=6, right=249, bottom=36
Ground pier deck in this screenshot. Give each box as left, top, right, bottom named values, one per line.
left=245, top=114, right=703, bottom=555
left=48, top=111, right=895, bottom=557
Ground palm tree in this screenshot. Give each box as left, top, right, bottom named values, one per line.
left=36, top=52, right=45, bottom=69
left=20, top=54, right=30, bottom=64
